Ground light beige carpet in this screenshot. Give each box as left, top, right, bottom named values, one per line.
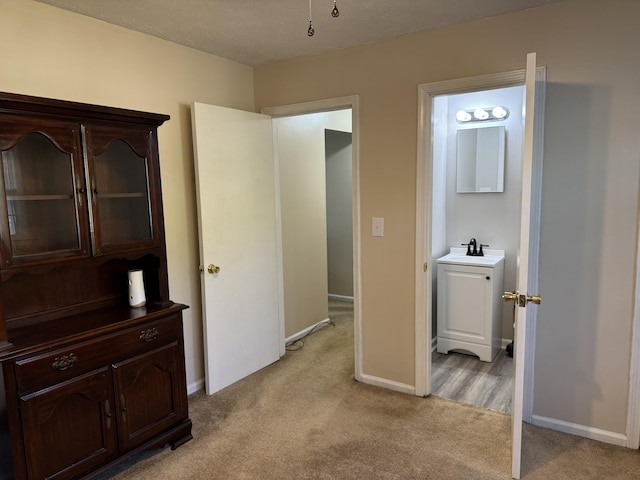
left=98, top=300, right=640, bottom=479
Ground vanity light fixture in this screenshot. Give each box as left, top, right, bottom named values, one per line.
left=455, top=106, right=510, bottom=123
left=308, top=0, right=340, bottom=37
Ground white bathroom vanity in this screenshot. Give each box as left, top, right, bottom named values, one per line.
left=436, top=247, right=505, bottom=362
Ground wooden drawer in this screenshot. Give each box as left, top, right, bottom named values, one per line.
left=14, top=314, right=179, bottom=393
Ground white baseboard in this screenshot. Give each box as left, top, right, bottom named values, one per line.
left=430, top=337, right=512, bottom=352
left=359, top=373, right=416, bottom=395
left=285, top=318, right=332, bottom=345
left=187, top=378, right=205, bottom=395
left=328, top=294, right=354, bottom=302
left=531, top=414, right=627, bottom=447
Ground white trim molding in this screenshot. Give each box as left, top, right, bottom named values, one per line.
left=626, top=185, right=640, bottom=449
left=431, top=337, right=514, bottom=353
left=285, top=318, right=333, bottom=345
left=531, top=415, right=627, bottom=447
left=360, top=374, right=416, bottom=396
left=328, top=294, right=354, bottom=302
left=187, top=379, right=205, bottom=395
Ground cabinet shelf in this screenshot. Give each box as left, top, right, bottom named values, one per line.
left=98, top=192, right=145, bottom=199
left=7, top=194, right=73, bottom=201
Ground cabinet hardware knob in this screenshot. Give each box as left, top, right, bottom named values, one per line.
left=105, top=399, right=112, bottom=429
left=139, top=327, right=159, bottom=342
left=52, top=353, right=77, bottom=371
left=120, top=394, right=127, bottom=422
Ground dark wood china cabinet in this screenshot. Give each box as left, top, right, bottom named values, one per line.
left=0, top=92, right=192, bottom=480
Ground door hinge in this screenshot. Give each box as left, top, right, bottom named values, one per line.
left=424, top=263, right=428, bottom=272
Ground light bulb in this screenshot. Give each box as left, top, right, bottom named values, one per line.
left=473, top=108, right=489, bottom=120
left=492, top=106, right=508, bottom=119
left=456, top=110, right=471, bottom=122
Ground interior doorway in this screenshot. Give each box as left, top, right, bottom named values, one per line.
left=415, top=66, right=545, bottom=416
left=271, top=111, right=353, bottom=349
left=263, top=97, right=363, bottom=381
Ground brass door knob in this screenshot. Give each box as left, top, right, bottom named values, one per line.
left=503, top=291, right=541, bottom=306
left=207, top=264, right=220, bottom=274
left=503, top=291, right=518, bottom=302
left=526, top=294, right=541, bottom=305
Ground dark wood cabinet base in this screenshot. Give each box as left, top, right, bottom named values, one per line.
left=84, top=419, right=193, bottom=480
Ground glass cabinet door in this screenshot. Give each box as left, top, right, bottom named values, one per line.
left=84, top=125, right=159, bottom=255
left=0, top=119, right=89, bottom=266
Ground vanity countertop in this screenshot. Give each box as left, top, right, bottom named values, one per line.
left=436, top=247, right=505, bottom=267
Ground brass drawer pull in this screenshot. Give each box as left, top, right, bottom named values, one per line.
left=51, top=353, right=77, bottom=371
left=139, top=327, right=159, bottom=342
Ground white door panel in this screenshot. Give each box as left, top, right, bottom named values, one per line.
left=191, top=103, right=281, bottom=395
left=511, top=52, right=544, bottom=479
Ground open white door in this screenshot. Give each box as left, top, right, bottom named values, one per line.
left=191, top=103, right=281, bottom=395
left=509, top=52, right=543, bottom=479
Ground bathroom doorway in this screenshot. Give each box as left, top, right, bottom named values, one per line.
left=416, top=56, right=545, bottom=479
left=429, top=84, right=525, bottom=414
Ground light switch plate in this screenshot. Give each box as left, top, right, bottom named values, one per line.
left=372, top=217, right=384, bottom=237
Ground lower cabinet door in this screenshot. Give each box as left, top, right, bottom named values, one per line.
left=112, top=343, right=187, bottom=451
left=19, top=367, right=117, bottom=480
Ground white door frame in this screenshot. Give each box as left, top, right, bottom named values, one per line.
left=262, top=96, right=363, bottom=381
left=415, top=68, right=545, bottom=425
left=627, top=216, right=640, bottom=448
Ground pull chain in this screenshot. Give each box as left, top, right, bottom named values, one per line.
left=307, top=0, right=340, bottom=37
left=307, top=0, right=315, bottom=36
left=331, top=0, right=339, bottom=17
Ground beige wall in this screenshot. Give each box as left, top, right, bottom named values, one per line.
left=0, top=0, right=256, bottom=390
left=275, top=111, right=351, bottom=338
left=255, top=0, right=640, bottom=434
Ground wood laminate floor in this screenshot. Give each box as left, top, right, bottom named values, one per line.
left=431, top=348, right=513, bottom=413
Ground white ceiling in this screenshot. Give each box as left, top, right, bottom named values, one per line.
left=36, top=0, right=566, bottom=66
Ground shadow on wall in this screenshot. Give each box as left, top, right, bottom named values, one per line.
left=325, top=129, right=353, bottom=299
left=527, top=82, right=609, bottom=476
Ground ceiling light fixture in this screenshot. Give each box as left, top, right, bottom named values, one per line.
left=455, top=106, right=510, bottom=123
left=308, top=0, right=340, bottom=37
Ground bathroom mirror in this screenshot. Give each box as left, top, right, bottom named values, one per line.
left=456, top=126, right=505, bottom=193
